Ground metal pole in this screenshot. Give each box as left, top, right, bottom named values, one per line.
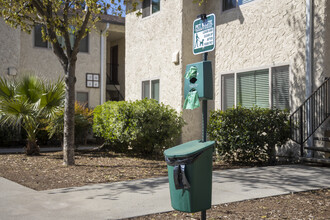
left=202, top=52, right=208, bottom=143
left=201, top=210, right=206, bottom=220
left=306, top=0, right=314, bottom=157
left=202, top=100, right=207, bottom=142
left=199, top=14, right=209, bottom=219
left=201, top=52, right=208, bottom=219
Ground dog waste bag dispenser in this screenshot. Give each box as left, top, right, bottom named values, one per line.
left=164, top=140, right=215, bottom=213
left=183, top=61, right=213, bottom=110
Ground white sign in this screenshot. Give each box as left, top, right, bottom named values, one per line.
left=193, top=14, right=216, bottom=55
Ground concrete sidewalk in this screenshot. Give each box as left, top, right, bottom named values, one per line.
left=1, top=165, right=329, bottom=220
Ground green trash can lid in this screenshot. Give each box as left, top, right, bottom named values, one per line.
left=164, top=140, right=214, bottom=158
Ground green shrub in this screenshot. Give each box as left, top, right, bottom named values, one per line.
left=207, top=106, right=290, bottom=164
left=93, top=99, right=185, bottom=155
left=46, top=102, right=93, bottom=145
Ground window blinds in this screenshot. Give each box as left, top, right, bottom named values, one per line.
left=222, top=74, right=235, bottom=110
left=237, top=69, right=269, bottom=108
left=272, top=66, right=289, bottom=109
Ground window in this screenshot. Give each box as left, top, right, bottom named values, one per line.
left=79, top=34, right=89, bottom=53
left=223, top=0, right=236, bottom=11
left=142, top=0, right=160, bottom=18
left=272, top=66, right=290, bottom=110
left=237, top=69, right=269, bottom=108
left=57, top=32, right=89, bottom=53
left=221, top=74, right=235, bottom=110
left=34, top=24, right=50, bottom=48
left=222, top=0, right=255, bottom=11
left=142, top=79, right=160, bottom=102
left=34, top=25, right=89, bottom=52
left=221, top=66, right=289, bottom=110
left=76, top=92, right=89, bottom=107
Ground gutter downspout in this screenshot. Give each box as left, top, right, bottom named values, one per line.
left=100, top=23, right=110, bottom=105
left=306, top=0, right=314, bottom=157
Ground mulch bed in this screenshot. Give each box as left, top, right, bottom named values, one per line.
left=128, top=189, right=330, bottom=219
left=0, top=149, right=253, bottom=191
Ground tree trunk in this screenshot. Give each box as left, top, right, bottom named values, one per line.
left=63, top=61, right=76, bottom=166
left=26, top=140, right=40, bottom=156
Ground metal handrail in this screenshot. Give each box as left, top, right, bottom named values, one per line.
left=106, top=63, right=119, bottom=85
left=290, top=77, right=330, bottom=156
left=112, top=84, right=124, bottom=101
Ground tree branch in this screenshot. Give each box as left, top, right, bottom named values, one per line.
left=71, top=8, right=91, bottom=58
left=63, top=2, right=72, bottom=58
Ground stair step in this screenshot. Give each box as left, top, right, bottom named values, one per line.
left=300, top=157, right=330, bottom=165
left=304, top=146, right=330, bottom=153
left=313, top=137, right=330, bottom=142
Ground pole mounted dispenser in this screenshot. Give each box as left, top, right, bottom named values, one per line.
left=183, top=61, right=213, bottom=110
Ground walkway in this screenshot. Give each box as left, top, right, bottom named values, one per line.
left=0, top=165, right=329, bottom=220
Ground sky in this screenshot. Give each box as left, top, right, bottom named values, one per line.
left=106, top=0, right=127, bottom=17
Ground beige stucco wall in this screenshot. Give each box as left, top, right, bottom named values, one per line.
left=126, top=1, right=209, bottom=143
left=126, top=0, right=330, bottom=145
left=125, top=0, right=183, bottom=112
left=0, top=19, right=20, bottom=77
left=18, top=28, right=103, bottom=108
left=211, top=0, right=328, bottom=111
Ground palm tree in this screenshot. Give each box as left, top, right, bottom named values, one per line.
left=0, top=75, right=65, bottom=155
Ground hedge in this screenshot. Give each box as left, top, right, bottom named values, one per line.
left=93, top=99, right=185, bottom=155
left=207, top=106, right=290, bottom=164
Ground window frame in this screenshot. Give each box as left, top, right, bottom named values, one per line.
left=141, top=78, right=160, bottom=102
left=220, top=64, right=290, bottom=110
left=142, top=0, right=160, bottom=18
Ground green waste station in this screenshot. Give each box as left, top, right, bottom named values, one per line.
left=164, top=140, right=214, bottom=213
left=164, top=13, right=215, bottom=219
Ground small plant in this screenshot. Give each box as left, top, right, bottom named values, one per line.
left=208, top=106, right=290, bottom=164
left=46, top=102, right=93, bottom=145
left=0, top=76, right=64, bottom=155
left=93, top=99, right=185, bottom=155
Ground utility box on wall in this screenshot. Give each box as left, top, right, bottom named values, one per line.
left=184, top=61, right=213, bottom=100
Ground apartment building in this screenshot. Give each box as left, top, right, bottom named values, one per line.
left=125, top=0, right=330, bottom=148
left=0, top=14, right=125, bottom=108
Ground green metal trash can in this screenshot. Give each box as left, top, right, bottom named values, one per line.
left=164, top=140, right=214, bottom=213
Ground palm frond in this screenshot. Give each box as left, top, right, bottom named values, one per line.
left=17, top=75, right=43, bottom=104
left=0, top=77, right=16, bottom=101
left=39, top=78, right=65, bottom=118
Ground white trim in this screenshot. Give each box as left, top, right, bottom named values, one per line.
left=234, top=72, right=237, bottom=107
left=100, top=23, right=110, bottom=105
left=222, top=0, right=264, bottom=13
left=269, top=67, right=272, bottom=108
left=141, top=78, right=160, bottom=102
